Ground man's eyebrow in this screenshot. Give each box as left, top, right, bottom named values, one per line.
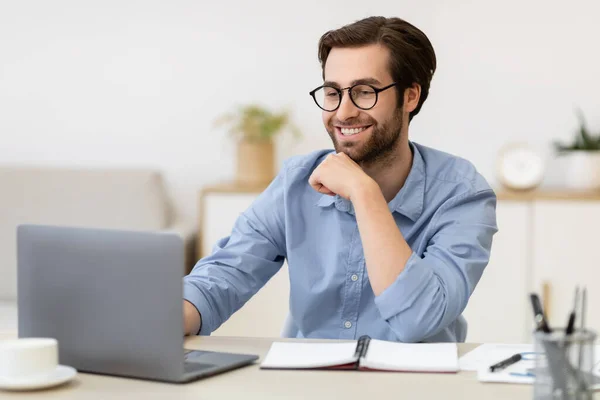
left=351, top=78, right=382, bottom=86
left=323, top=78, right=383, bottom=87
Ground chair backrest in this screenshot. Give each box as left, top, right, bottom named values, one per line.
left=0, top=166, right=171, bottom=300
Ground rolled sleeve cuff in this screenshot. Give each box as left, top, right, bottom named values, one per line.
left=374, top=252, right=436, bottom=320
left=183, top=282, right=215, bottom=336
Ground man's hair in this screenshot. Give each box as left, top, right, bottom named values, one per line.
left=318, top=16, right=436, bottom=121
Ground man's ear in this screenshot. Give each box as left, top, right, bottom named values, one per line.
left=403, top=83, right=421, bottom=114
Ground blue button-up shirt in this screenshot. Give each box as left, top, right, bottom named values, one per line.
left=184, top=142, right=497, bottom=342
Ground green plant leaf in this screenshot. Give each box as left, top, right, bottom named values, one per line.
left=555, top=109, right=600, bottom=153
left=213, top=103, right=303, bottom=143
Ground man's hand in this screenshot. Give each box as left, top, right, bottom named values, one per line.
left=308, top=152, right=375, bottom=200
left=183, top=300, right=201, bottom=336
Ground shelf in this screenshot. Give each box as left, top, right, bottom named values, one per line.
left=496, top=188, right=600, bottom=201
left=200, top=182, right=600, bottom=201
left=201, top=181, right=270, bottom=195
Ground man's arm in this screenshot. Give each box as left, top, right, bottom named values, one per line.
left=352, top=185, right=497, bottom=342
left=308, top=152, right=497, bottom=342
left=182, top=173, right=287, bottom=336
left=351, top=181, right=413, bottom=296
left=183, top=300, right=201, bottom=336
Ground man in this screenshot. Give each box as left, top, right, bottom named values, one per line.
left=183, top=16, right=497, bottom=342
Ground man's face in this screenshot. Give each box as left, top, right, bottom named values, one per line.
left=322, top=44, right=403, bottom=165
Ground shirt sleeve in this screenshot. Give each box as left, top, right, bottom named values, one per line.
left=183, top=171, right=287, bottom=335
left=374, top=188, right=498, bottom=342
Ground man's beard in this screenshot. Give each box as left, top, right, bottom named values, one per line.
left=326, top=110, right=403, bottom=167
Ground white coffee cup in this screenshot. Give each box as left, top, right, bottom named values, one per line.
left=0, top=338, right=58, bottom=380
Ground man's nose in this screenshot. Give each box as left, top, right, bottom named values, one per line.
left=335, top=91, right=360, bottom=121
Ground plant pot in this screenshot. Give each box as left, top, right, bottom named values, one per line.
left=561, top=151, right=600, bottom=190
left=235, top=139, right=275, bottom=185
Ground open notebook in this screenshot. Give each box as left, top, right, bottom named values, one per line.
left=260, top=335, right=459, bottom=373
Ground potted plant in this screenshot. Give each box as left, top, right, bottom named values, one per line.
left=215, top=104, right=301, bottom=185
left=554, top=110, right=600, bottom=190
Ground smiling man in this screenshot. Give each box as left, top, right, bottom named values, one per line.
left=183, top=16, right=498, bottom=342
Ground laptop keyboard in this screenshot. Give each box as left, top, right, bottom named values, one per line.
left=184, top=361, right=215, bottom=374
left=184, top=350, right=210, bottom=359
left=184, top=351, right=218, bottom=374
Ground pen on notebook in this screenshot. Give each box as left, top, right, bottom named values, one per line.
left=565, top=286, right=579, bottom=335
left=489, top=353, right=522, bottom=372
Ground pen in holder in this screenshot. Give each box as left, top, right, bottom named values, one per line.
left=533, top=329, right=596, bottom=400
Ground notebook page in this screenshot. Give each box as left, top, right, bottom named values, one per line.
left=478, top=367, right=600, bottom=389
left=261, top=342, right=358, bottom=369
left=361, top=340, right=458, bottom=372
left=459, top=343, right=533, bottom=371
left=461, top=344, right=600, bottom=374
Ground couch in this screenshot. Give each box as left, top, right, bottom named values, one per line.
left=0, top=165, right=195, bottom=333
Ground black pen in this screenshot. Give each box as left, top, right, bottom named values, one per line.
left=565, top=286, right=579, bottom=335
left=530, top=293, right=552, bottom=333
left=489, top=353, right=522, bottom=372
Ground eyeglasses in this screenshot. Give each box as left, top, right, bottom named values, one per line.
left=309, top=83, right=398, bottom=112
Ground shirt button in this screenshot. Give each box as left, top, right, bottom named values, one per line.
left=344, top=321, right=352, bottom=329
left=351, top=274, right=358, bottom=282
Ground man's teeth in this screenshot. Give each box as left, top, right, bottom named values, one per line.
left=340, top=127, right=368, bottom=136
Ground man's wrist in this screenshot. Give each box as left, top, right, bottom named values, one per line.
left=183, top=300, right=202, bottom=336
left=350, top=177, right=382, bottom=206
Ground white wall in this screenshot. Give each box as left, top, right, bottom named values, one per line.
left=1, top=0, right=599, bottom=223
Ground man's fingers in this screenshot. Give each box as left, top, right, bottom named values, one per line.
left=318, top=184, right=335, bottom=195
left=308, top=171, right=319, bottom=188
left=312, top=180, right=335, bottom=196
left=309, top=172, right=335, bottom=196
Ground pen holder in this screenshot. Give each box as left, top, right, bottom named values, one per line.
left=533, top=329, right=596, bottom=400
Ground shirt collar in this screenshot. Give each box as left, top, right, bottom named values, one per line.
left=315, top=142, right=425, bottom=221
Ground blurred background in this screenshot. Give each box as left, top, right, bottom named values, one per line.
left=1, top=0, right=599, bottom=342
left=1, top=0, right=598, bottom=221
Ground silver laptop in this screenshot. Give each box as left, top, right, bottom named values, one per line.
left=16, top=224, right=258, bottom=383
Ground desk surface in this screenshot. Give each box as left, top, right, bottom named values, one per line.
left=0, top=334, right=541, bottom=400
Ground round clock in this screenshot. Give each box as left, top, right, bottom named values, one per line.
left=496, top=143, right=545, bottom=190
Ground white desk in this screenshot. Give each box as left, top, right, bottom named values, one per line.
left=0, top=333, right=549, bottom=400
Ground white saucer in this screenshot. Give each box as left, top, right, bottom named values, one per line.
left=0, top=365, right=77, bottom=391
